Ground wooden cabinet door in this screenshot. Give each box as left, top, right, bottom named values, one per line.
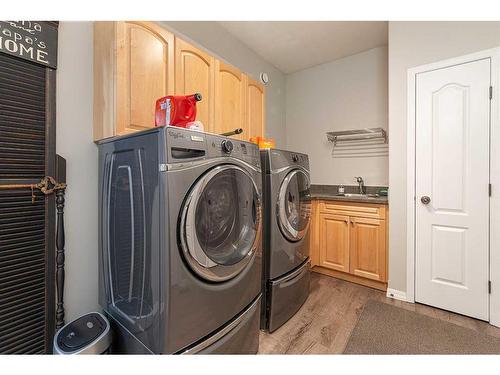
left=309, top=201, right=319, bottom=267
left=246, top=76, right=265, bottom=140
left=116, top=21, right=174, bottom=135
left=214, top=60, right=246, bottom=139
left=319, top=213, right=350, bottom=273
left=349, top=217, right=386, bottom=282
left=175, top=38, right=215, bottom=132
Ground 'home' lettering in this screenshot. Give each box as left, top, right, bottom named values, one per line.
left=0, top=36, right=50, bottom=66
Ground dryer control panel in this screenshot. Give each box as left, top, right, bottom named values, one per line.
left=261, top=148, right=310, bottom=173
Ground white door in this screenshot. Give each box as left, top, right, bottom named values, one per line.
left=415, top=58, right=490, bottom=320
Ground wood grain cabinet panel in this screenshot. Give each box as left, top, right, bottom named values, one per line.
left=175, top=38, right=215, bottom=132
left=214, top=60, right=246, bottom=139
left=310, top=200, right=319, bottom=267
left=319, top=201, right=386, bottom=219
left=349, top=217, right=386, bottom=282
left=319, top=213, right=350, bottom=273
left=93, top=22, right=265, bottom=142
left=116, top=21, right=174, bottom=135
left=93, top=21, right=174, bottom=140
left=93, top=22, right=116, bottom=141
left=246, top=76, right=265, bottom=140
left=310, top=200, right=388, bottom=290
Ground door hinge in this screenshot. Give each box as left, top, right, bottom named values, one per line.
left=489, top=183, right=492, bottom=197
left=490, top=86, right=493, bottom=100
left=489, top=280, right=492, bottom=294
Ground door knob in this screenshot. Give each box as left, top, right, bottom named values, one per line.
left=421, top=196, right=431, bottom=205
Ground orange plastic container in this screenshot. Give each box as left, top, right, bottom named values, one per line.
left=249, top=136, right=275, bottom=149
left=155, top=93, right=202, bottom=127
left=258, top=138, right=275, bottom=149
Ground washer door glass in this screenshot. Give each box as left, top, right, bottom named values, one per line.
left=180, top=165, right=261, bottom=282
left=277, top=169, right=311, bottom=242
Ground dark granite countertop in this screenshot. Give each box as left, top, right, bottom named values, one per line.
left=310, top=184, right=388, bottom=205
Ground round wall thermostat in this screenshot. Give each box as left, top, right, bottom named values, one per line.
left=260, top=72, right=269, bottom=85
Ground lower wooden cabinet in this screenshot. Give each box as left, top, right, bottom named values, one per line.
left=310, top=200, right=388, bottom=290
left=349, top=217, right=386, bottom=282
left=319, top=213, right=350, bottom=273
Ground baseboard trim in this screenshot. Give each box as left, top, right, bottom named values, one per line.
left=386, top=288, right=408, bottom=302
left=312, top=266, right=387, bottom=291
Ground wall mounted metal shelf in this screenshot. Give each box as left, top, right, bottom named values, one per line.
left=327, top=128, right=387, bottom=145
left=326, top=128, right=388, bottom=158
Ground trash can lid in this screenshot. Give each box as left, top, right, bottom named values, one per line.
left=57, top=313, right=108, bottom=352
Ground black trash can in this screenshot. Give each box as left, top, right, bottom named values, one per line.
left=53, top=312, right=111, bottom=354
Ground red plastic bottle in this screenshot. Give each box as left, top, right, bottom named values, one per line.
left=155, top=93, right=202, bottom=128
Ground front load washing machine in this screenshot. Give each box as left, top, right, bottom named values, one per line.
left=97, top=126, right=263, bottom=354
left=260, top=148, right=312, bottom=332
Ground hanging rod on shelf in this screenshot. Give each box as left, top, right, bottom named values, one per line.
left=326, top=127, right=387, bottom=146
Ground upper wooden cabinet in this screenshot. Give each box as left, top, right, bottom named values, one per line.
left=214, top=60, right=246, bottom=140
left=93, top=21, right=265, bottom=142
left=93, top=21, right=174, bottom=140
left=175, top=38, right=215, bottom=132
left=246, top=77, right=265, bottom=140
left=213, top=64, right=266, bottom=141
left=116, top=22, right=174, bottom=135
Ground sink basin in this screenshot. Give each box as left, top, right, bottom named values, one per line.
left=335, top=193, right=380, bottom=198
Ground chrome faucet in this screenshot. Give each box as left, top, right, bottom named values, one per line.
left=355, top=176, right=365, bottom=194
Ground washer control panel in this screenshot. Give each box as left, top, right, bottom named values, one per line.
left=164, top=127, right=260, bottom=167
left=207, top=134, right=260, bottom=167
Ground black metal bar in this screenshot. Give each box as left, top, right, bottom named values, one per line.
left=55, top=185, right=65, bottom=330
left=54, top=154, right=66, bottom=332
left=44, top=67, right=57, bottom=352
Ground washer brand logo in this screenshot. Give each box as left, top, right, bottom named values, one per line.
left=168, top=130, right=185, bottom=139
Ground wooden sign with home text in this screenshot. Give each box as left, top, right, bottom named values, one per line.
left=0, top=21, right=58, bottom=69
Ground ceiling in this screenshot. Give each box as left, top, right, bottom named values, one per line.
left=218, top=21, right=388, bottom=74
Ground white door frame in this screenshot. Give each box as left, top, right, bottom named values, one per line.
left=406, top=47, right=500, bottom=327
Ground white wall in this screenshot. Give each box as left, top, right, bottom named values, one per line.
left=159, top=21, right=287, bottom=148
left=56, top=22, right=98, bottom=321
left=388, top=21, right=500, bottom=293
left=286, top=46, right=388, bottom=186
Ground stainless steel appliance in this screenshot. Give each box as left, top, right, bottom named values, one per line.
left=97, top=126, right=263, bottom=354
left=260, top=149, right=311, bottom=332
